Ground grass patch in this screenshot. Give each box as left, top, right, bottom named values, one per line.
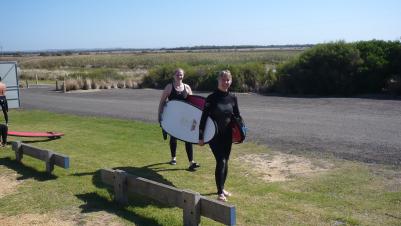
left=0, top=110, right=400, bottom=225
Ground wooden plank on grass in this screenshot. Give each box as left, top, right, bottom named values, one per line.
left=11, top=141, right=70, bottom=169
left=200, top=196, right=236, bottom=226
left=100, top=168, right=115, bottom=186
left=100, top=169, right=183, bottom=207
left=100, top=169, right=236, bottom=226
left=126, top=175, right=183, bottom=208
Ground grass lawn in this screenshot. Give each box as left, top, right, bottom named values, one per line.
left=0, top=110, right=400, bottom=225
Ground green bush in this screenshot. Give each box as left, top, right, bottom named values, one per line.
left=141, top=62, right=272, bottom=92
left=354, top=40, right=397, bottom=93
left=275, top=40, right=401, bottom=95
left=276, top=41, right=361, bottom=95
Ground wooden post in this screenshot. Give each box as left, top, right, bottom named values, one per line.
left=55, top=79, right=59, bottom=91
left=182, top=189, right=201, bottom=226
left=12, top=141, right=23, bottom=162
left=35, top=74, right=38, bottom=85
left=113, top=169, right=128, bottom=205
left=45, top=151, right=55, bottom=173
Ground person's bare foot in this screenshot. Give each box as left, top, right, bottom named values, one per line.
left=223, top=190, right=232, bottom=197
left=217, top=194, right=227, bottom=202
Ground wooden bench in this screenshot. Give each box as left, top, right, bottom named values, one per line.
left=11, top=141, right=70, bottom=174
left=101, top=169, right=236, bottom=226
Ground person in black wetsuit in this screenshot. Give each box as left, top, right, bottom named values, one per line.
left=0, top=78, right=8, bottom=147
left=0, top=124, right=7, bottom=147
left=0, top=77, right=8, bottom=126
left=158, top=68, right=200, bottom=171
left=199, top=70, right=242, bottom=202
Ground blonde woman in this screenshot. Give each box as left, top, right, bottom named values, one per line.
left=199, top=70, right=242, bottom=202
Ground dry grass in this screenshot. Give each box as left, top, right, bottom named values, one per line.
left=61, top=78, right=141, bottom=91
left=0, top=210, right=123, bottom=226
left=236, top=152, right=334, bottom=182
left=0, top=167, right=22, bottom=198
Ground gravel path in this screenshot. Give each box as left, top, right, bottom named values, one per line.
left=19, top=86, right=401, bottom=165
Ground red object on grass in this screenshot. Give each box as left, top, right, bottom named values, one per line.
left=7, top=131, right=64, bottom=138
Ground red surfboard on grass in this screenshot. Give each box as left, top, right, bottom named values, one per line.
left=8, top=131, right=64, bottom=139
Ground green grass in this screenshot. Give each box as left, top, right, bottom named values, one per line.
left=0, top=110, right=400, bottom=225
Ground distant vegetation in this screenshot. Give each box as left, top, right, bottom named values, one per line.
left=142, top=40, right=401, bottom=95
left=10, top=49, right=299, bottom=92
left=142, top=62, right=276, bottom=92
left=13, top=50, right=299, bottom=69
left=3, top=41, right=400, bottom=95
left=275, top=40, right=401, bottom=95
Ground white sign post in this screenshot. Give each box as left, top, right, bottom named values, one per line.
left=0, top=61, right=21, bottom=108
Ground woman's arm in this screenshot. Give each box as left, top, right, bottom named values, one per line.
left=199, top=96, right=212, bottom=143
left=158, top=84, right=172, bottom=123
left=183, top=84, right=192, bottom=99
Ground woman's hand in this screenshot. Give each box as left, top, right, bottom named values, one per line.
left=198, top=139, right=205, bottom=146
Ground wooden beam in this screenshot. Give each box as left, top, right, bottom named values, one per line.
left=100, top=169, right=236, bottom=225
left=101, top=169, right=183, bottom=207
left=127, top=175, right=183, bottom=208
left=11, top=141, right=70, bottom=173
left=200, top=196, right=236, bottom=226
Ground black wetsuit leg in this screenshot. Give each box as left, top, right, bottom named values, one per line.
left=185, top=142, right=193, bottom=162
left=0, top=97, right=8, bottom=124
left=209, top=129, right=232, bottom=195
left=2, top=108, right=7, bottom=124
left=0, top=124, right=8, bottom=145
left=171, top=137, right=194, bottom=162
left=169, top=136, right=177, bottom=158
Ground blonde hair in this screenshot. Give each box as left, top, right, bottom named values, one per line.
left=175, top=68, right=184, bottom=75
left=218, top=70, right=232, bottom=79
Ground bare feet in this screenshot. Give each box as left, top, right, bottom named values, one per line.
left=217, top=194, right=227, bottom=202
left=223, top=190, right=232, bottom=197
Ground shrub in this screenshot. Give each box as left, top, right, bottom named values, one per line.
left=275, top=40, right=401, bottom=95
left=276, top=42, right=362, bottom=95
left=141, top=63, right=269, bottom=92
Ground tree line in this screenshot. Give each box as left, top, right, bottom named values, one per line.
left=142, top=40, right=401, bottom=96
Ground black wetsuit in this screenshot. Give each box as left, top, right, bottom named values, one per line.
left=199, top=89, right=240, bottom=195
left=0, top=96, right=8, bottom=124
left=0, top=124, right=7, bottom=145
left=168, top=83, right=193, bottom=161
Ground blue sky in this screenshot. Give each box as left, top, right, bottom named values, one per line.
left=1, top=0, right=400, bottom=51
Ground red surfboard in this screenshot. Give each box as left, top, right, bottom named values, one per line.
left=230, top=120, right=246, bottom=144
left=8, top=131, right=64, bottom=138
left=186, top=95, right=206, bottom=109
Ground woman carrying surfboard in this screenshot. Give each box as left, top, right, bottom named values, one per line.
left=158, top=68, right=200, bottom=171
left=199, top=70, right=242, bottom=202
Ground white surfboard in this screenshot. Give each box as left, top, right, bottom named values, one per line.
left=161, top=100, right=216, bottom=143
